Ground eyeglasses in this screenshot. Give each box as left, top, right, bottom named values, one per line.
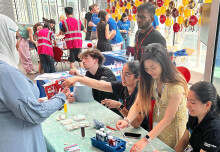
left=137, top=15, right=148, bottom=20
left=121, top=72, right=134, bottom=78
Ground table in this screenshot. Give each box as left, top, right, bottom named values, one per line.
left=42, top=100, right=175, bottom=152
left=102, top=50, right=128, bottom=66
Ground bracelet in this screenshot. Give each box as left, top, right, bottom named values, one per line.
left=123, top=117, right=131, bottom=127
left=144, top=135, right=151, bottom=143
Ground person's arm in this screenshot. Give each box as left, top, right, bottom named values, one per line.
left=147, top=93, right=183, bottom=140
left=62, top=76, right=113, bottom=93
left=109, top=30, right=116, bottom=40
left=27, top=27, right=36, bottom=45
left=0, top=70, right=70, bottom=124
left=105, top=24, right=113, bottom=40
left=175, top=130, right=189, bottom=152
left=84, top=19, right=87, bottom=31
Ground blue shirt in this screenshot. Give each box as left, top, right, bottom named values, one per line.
left=152, top=15, right=159, bottom=28
left=91, top=13, right=100, bottom=31
left=117, top=20, right=130, bottom=34
left=59, top=22, right=63, bottom=30
left=0, top=61, right=66, bottom=152
left=107, top=17, right=123, bottom=44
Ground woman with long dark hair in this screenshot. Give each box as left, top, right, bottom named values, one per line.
left=116, top=43, right=188, bottom=150
left=117, top=13, right=131, bottom=50
left=96, top=10, right=113, bottom=51
left=176, top=81, right=220, bottom=152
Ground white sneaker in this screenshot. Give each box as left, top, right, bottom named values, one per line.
left=27, top=71, right=36, bottom=75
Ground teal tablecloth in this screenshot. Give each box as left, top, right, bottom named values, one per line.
left=42, top=100, right=175, bottom=152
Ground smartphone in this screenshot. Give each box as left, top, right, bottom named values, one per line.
left=124, top=132, right=141, bottom=138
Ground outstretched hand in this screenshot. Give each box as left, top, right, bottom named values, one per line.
left=61, top=77, right=79, bottom=88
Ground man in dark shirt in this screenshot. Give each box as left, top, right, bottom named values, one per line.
left=134, top=3, right=166, bottom=61
left=84, top=5, right=93, bottom=40
left=69, top=49, right=118, bottom=103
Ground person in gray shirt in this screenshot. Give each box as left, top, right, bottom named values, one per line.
left=0, top=14, right=71, bottom=152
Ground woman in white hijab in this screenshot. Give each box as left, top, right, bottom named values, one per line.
left=0, top=14, right=70, bottom=152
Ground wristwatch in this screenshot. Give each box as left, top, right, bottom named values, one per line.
left=118, top=104, right=124, bottom=110
left=145, top=135, right=151, bottom=142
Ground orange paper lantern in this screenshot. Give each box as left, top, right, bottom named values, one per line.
left=177, top=16, right=184, bottom=24
left=182, top=0, right=189, bottom=6
left=121, top=7, right=126, bottom=13
left=184, top=9, right=191, bottom=17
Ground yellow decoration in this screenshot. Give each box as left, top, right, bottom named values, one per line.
left=112, top=14, right=116, bottom=19
left=184, top=9, right=191, bottom=17
left=135, top=0, right=139, bottom=6
left=64, top=103, right=67, bottom=113
left=156, top=8, right=161, bottom=16
left=118, top=14, right=122, bottom=20
left=178, top=6, right=184, bottom=15
left=116, top=3, right=120, bottom=9
left=121, top=7, right=125, bottom=13
left=164, top=0, right=170, bottom=6
left=161, top=6, right=166, bottom=14
left=177, top=16, right=184, bottom=24
left=133, top=14, right=136, bottom=21
left=198, top=16, right=201, bottom=25
left=182, top=0, right=189, bottom=6
left=115, top=9, right=119, bottom=15
left=127, top=2, right=131, bottom=9
left=204, top=0, right=212, bottom=3
left=138, top=1, right=142, bottom=6
left=165, top=18, right=173, bottom=26
left=111, top=0, right=114, bottom=2
left=191, top=10, right=195, bottom=15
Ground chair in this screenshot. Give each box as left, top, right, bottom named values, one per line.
left=149, top=99, right=156, bottom=131
left=176, top=66, right=191, bottom=83
left=53, top=46, right=69, bottom=71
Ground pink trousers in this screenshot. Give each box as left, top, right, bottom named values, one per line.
left=17, top=38, right=34, bottom=73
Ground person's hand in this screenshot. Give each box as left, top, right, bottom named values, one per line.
left=101, top=99, right=121, bottom=109
left=83, top=29, right=87, bottom=33
left=123, top=30, right=127, bottom=33
left=61, top=87, right=71, bottom=99
left=67, top=93, right=75, bottom=103
left=38, top=98, right=44, bottom=102
left=61, top=77, right=79, bottom=88
left=116, top=120, right=128, bottom=130
left=130, top=138, right=148, bottom=152
left=69, top=69, right=80, bottom=76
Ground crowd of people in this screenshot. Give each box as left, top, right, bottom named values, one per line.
left=0, top=2, right=220, bottom=152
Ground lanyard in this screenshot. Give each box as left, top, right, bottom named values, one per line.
left=155, top=80, right=165, bottom=116
left=135, top=27, right=153, bottom=59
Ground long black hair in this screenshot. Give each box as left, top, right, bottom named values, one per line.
left=190, top=81, right=220, bottom=116
left=120, top=13, right=128, bottom=22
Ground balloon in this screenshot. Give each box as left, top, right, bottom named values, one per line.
left=133, top=14, right=136, bottom=21
left=189, top=15, right=198, bottom=26
left=127, top=2, right=132, bottom=9
left=112, top=6, right=116, bottom=13
left=107, top=0, right=110, bottom=3
left=188, top=0, right=195, bottom=9
left=169, top=1, right=174, bottom=9
left=198, top=16, right=201, bottom=25
left=161, top=6, right=166, bottom=14
left=118, top=14, right=122, bottom=20
left=182, top=0, right=189, bottom=6
left=132, top=6, right=137, bottom=14
left=125, top=8, right=129, bottom=14
left=164, top=0, right=170, bottom=6
left=178, top=6, right=184, bottom=15
left=124, top=1, right=127, bottom=7
left=173, top=23, right=180, bottom=32
left=121, top=7, right=126, bottom=13
left=172, top=8, right=179, bottom=18
left=111, top=0, right=114, bottom=2
left=112, top=14, right=116, bottom=20
left=119, top=1, right=124, bottom=7
left=177, top=16, right=184, bottom=24
left=184, top=19, right=189, bottom=27
left=129, top=14, right=133, bottom=21
left=156, top=8, right=161, bottom=16
left=165, top=18, right=172, bottom=26
left=157, top=0, right=164, bottom=7
left=115, top=9, right=119, bottom=15
left=116, top=3, right=120, bottom=9
left=165, top=9, right=171, bottom=17
left=184, top=9, right=191, bottom=17
left=160, top=15, right=166, bottom=24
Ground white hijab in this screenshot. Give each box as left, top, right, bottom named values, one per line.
left=0, top=14, right=19, bottom=68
